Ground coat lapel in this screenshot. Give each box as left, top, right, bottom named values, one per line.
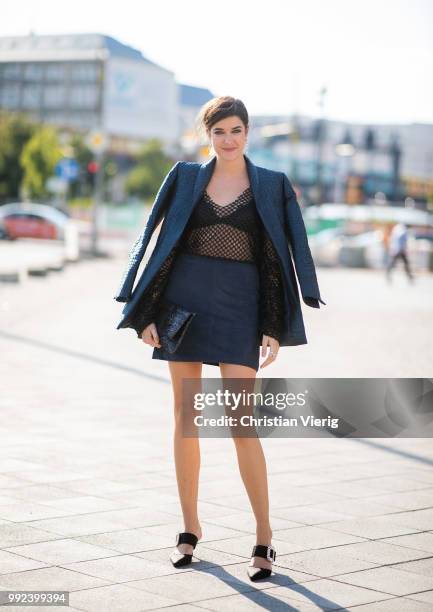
left=190, top=152, right=260, bottom=209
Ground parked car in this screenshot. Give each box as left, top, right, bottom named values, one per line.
left=0, top=203, right=70, bottom=240
left=0, top=216, right=11, bottom=240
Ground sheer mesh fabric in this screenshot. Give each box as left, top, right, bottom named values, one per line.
left=129, top=187, right=285, bottom=342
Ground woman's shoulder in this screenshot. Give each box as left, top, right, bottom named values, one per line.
left=256, top=165, right=285, bottom=183
left=175, top=160, right=201, bottom=175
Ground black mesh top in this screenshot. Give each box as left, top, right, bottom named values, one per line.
left=129, top=186, right=285, bottom=342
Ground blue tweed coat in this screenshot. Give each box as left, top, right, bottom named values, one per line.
left=114, top=153, right=326, bottom=346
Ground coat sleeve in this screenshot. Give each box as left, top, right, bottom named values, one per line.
left=258, top=228, right=285, bottom=342
left=113, top=160, right=182, bottom=303
left=128, top=243, right=180, bottom=338
left=281, top=172, right=326, bottom=308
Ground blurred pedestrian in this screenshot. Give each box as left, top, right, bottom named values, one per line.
left=381, top=224, right=392, bottom=267
left=386, top=222, right=414, bottom=283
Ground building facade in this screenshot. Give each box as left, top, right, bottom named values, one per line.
left=0, top=33, right=179, bottom=150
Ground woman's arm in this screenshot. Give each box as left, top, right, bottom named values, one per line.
left=114, top=161, right=182, bottom=303
left=128, top=243, right=180, bottom=338
left=281, top=172, right=326, bottom=308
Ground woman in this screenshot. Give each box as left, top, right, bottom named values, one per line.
left=114, top=96, right=325, bottom=581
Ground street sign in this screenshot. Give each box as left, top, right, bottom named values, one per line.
left=55, top=158, right=79, bottom=181
left=86, top=130, right=107, bottom=154
left=46, top=176, right=68, bottom=193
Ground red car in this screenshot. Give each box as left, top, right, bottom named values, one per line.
left=0, top=203, right=69, bottom=240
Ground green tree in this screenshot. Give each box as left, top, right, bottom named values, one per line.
left=125, top=139, right=174, bottom=199
left=68, top=134, right=94, bottom=198
left=0, top=112, right=35, bottom=200
left=20, top=126, right=63, bottom=199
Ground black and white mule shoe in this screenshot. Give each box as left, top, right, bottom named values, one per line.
left=170, top=531, right=199, bottom=568
left=247, top=543, right=277, bottom=581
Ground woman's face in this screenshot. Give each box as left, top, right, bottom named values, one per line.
left=208, top=115, right=248, bottom=160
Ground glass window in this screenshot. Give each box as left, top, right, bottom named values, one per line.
left=69, top=85, right=99, bottom=109
left=24, top=64, right=44, bottom=80
left=43, top=86, right=67, bottom=108
left=3, top=64, right=21, bottom=79
left=70, top=62, right=99, bottom=82
left=1, top=84, right=20, bottom=108
left=22, top=86, right=41, bottom=108
left=45, top=64, right=65, bottom=81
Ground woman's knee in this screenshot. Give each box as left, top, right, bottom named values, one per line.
left=169, top=361, right=203, bottom=423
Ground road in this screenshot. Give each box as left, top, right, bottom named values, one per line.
left=0, top=255, right=432, bottom=610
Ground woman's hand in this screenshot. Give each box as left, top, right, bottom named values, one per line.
left=260, top=334, right=280, bottom=368
left=140, top=322, right=161, bottom=348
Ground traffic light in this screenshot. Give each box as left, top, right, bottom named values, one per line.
left=87, top=161, right=100, bottom=174
left=86, top=161, right=100, bottom=187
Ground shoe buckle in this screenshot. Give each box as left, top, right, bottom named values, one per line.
left=266, top=546, right=275, bottom=562
left=175, top=533, right=180, bottom=546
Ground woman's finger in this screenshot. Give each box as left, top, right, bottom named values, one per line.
left=150, top=325, right=161, bottom=348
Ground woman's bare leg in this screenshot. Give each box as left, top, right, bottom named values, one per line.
left=219, top=362, right=273, bottom=570
left=168, top=361, right=203, bottom=556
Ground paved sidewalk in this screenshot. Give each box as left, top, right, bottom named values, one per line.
left=1, top=257, right=433, bottom=611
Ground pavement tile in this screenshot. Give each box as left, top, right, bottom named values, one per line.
left=202, top=510, right=297, bottom=533
left=333, top=565, right=433, bottom=596
left=60, top=553, right=176, bottom=582
left=0, top=484, right=90, bottom=503
left=142, top=521, right=247, bottom=544
left=0, top=474, right=35, bottom=489
left=192, top=590, right=328, bottom=610
left=0, top=502, right=77, bottom=522
left=37, top=495, right=132, bottom=514
left=6, top=469, right=88, bottom=484
left=192, top=534, right=302, bottom=558
left=272, top=525, right=366, bottom=549
left=5, top=538, right=121, bottom=564
left=277, top=498, right=400, bottom=519
left=77, top=527, right=188, bottom=555
left=348, top=476, right=433, bottom=493
left=271, top=505, right=356, bottom=525
left=382, top=531, right=433, bottom=553
left=200, top=560, right=322, bottom=589
left=47, top=477, right=152, bottom=496
left=391, top=556, right=433, bottom=577
left=379, top=509, right=433, bottom=531
left=269, top=578, right=394, bottom=609
left=18, top=513, right=136, bottom=537
left=274, top=547, right=379, bottom=577
left=0, top=523, right=60, bottom=549
left=0, top=565, right=110, bottom=590
left=0, top=495, right=23, bottom=505
left=317, top=515, right=424, bottom=539
left=307, top=481, right=394, bottom=499
left=69, top=583, right=179, bottom=611
left=136, top=544, right=247, bottom=569
left=124, top=567, right=269, bottom=603
left=0, top=549, right=48, bottom=574
left=330, top=539, right=433, bottom=565
left=344, top=596, right=433, bottom=611
left=359, top=489, right=433, bottom=511
left=408, top=590, right=433, bottom=605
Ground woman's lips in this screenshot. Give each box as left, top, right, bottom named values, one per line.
left=223, top=148, right=236, bottom=151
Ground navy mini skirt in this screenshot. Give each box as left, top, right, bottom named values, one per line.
left=152, top=252, right=261, bottom=371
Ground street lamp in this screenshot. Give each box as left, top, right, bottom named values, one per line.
left=333, top=139, right=355, bottom=203
left=259, top=121, right=298, bottom=182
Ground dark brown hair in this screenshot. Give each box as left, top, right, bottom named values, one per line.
left=196, top=96, right=249, bottom=139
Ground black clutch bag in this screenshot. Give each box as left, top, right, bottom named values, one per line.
left=155, top=300, right=196, bottom=353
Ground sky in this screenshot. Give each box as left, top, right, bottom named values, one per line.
left=2, top=0, right=433, bottom=126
